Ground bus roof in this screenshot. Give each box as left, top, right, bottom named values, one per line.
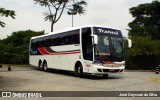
left=31, top=25, right=121, bottom=40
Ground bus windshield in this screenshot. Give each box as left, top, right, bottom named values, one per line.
left=93, top=27, right=124, bottom=62
left=95, top=35, right=124, bottom=62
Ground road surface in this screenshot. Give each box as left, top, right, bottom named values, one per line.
left=0, top=65, right=160, bottom=100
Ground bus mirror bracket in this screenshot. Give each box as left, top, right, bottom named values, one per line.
left=91, top=35, right=98, bottom=45
left=127, top=39, right=132, bottom=48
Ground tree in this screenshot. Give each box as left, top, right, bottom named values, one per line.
left=128, top=1, right=160, bottom=39
left=0, top=30, right=43, bottom=64
left=126, top=1, right=160, bottom=70
left=125, top=36, right=160, bottom=70
left=34, top=0, right=87, bottom=32
left=0, top=7, right=16, bottom=27
left=67, top=1, right=87, bottom=27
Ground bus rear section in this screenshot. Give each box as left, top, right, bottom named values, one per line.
left=29, top=29, right=81, bottom=72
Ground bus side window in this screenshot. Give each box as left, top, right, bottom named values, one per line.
left=73, top=34, right=79, bottom=44
left=45, top=37, right=48, bottom=47
left=52, top=35, right=60, bottom=46
left=73, top=30, right=80, bottom=44
left=39, top=39, right=43, bottom=47
left=82, top=27, right=93, bottom=61
left=31, top=40, right=35, bottom=48
left=68, top=30, right=80, bottom=45
left=52, top=36, right=56, bottom=46
left=60, top=32, right=69, bottom=45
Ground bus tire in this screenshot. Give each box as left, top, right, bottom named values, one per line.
left=76, top=64, right=84, bottom=78
left=43, top=61, right=48, bottom=72
left=102, top=74, right=108, bottom=78
left=38, top=61, right=43, bottom=70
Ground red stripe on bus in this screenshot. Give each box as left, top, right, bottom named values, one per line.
left=38, top=47, right=80, bottom=55
left=38, top=47, right=50, bottom=55
left=50, top=51, right=80, bottom=55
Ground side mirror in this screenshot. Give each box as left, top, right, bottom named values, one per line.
left=91, top=35, right=98, bottom=45
left=127, top=39, right=132, bottom=48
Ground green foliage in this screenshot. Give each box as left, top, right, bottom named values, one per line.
left=0, top=30, right=43, bottom=64
left=128, top=1, right=160, bottom=39
left=68, top=0, right=87, bottom=15
left=126, top=33, right=160, bottom=70
left=126, top=36, right=159, bottom=57
left=0, top=7, right=16, bottom=27
left=126, top=1, right=160, bottom=70
left=34, top=0, right=87, bottom=32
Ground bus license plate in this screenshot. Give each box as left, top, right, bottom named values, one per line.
left=109, top=69, right=116, bottom=72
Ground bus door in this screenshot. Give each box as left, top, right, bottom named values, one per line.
left=82, top=27, right=93, bottom=73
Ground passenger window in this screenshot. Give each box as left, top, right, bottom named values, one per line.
left=68, top=30, right=80, bottom=45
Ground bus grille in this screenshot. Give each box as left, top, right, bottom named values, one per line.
left=97, top=69, right=122, bottom=73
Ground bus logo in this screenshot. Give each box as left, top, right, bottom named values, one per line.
left=98, top=29, right=119, bottom=35
left=31, top=49, right=38, bottom=55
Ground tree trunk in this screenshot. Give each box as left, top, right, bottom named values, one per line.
left=51, top=21, right=54, bottom=32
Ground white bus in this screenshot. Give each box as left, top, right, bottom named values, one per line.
left=29, top=25, right=131, bottom=78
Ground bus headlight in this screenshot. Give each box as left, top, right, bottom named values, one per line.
left=94, top=62, right=103, bottom=66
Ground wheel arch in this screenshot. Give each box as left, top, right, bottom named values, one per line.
left=43, top=59, right=47, bottom=64
left=74, top=60, right=86, bottom=74
left=75, top=61, right=82, bottom=71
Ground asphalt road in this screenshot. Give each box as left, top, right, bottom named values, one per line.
left=0, top=65, right=160, bottom=100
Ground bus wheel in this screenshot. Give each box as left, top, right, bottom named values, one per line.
left=38, top=61, right=43, bottom=70
left=102, top=74, right=108, bottom=78
left=43, top=62, right=48, bottom=72
left=77, top=64, right=84, bottom=78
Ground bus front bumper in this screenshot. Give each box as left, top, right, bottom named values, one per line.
left=92, top=64, right=125, bottom=74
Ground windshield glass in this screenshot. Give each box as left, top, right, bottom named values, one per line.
left=93, top=27, right=124, bottom=62
left=111, top=37, right=124, bottom=57
left=95, top=36, right=124, bottom=62
left=95, top=35, right=110, bottom=58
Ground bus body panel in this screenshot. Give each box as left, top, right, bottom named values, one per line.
left=30, top=44, right=81, bottom=71
left=29, top=25, right=126, bottom=76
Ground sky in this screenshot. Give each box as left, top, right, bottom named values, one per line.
left=0, top=0, right=155, bottom=39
